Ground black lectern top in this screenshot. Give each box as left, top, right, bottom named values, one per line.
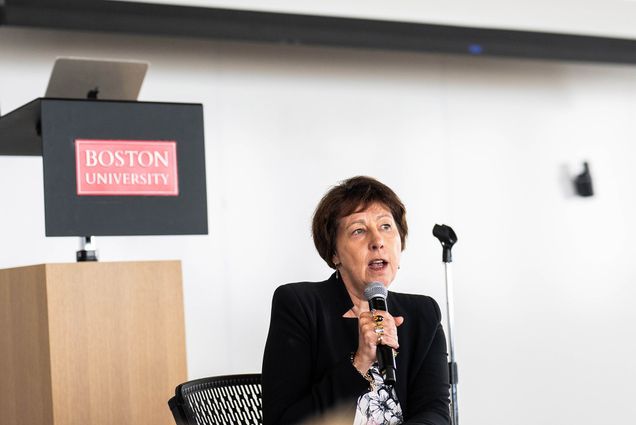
left=0, top=98, right=208, bottom=237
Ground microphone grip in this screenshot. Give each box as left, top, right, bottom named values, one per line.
left=368, top=295, right=397, bottom=385
left=378, top=345, right=396, bottom=385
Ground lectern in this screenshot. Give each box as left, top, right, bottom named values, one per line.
left=0, top=261, right=187, bottom=425
left=0, top=62, right=208, bottom=424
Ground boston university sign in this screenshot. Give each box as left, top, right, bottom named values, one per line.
left=75, top=139, right=179, bottom=196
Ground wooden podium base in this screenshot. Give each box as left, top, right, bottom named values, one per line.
left=0, top=261, right=187, bottom=425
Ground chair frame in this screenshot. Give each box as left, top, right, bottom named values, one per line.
left=169, top=373, right=262, bottom=425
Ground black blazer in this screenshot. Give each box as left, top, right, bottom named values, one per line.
left=262, top=273, right=450, bottom=425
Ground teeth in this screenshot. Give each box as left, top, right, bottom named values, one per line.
left=371, top=260, right=384, bottom=265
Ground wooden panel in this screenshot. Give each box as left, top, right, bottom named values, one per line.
left=43, top=261, right=187, bottom=425
left=0, top=265, right=54, bottom=425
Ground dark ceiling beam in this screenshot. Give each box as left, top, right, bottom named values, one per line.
left=2, top=0, right=636, bottom=65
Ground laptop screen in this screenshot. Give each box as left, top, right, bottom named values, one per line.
left=45, top=57, right=149, bottom=101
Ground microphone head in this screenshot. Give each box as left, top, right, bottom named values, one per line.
left=364, top=282, right=387, bottom=300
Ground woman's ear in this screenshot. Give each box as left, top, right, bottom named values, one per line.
left=332, top=252, right=340, bottom=267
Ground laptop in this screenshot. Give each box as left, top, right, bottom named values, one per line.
left=45, top=57, right=149, bottom=100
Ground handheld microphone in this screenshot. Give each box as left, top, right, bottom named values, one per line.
left=364, top=282, right=397, bottom=385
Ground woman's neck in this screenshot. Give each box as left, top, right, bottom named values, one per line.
left=341, top=279, right=370, bottom=318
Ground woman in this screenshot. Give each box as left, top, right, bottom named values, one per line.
left=262, top=176, right=450, bottom=425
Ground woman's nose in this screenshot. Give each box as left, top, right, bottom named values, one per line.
left=369, top=230, right=384, bottom=250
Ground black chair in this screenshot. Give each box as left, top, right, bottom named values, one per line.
left=168, top=374, right=262, bottom=425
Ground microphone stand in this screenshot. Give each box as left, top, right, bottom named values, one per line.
left=433, top=224, right=459, bottom=425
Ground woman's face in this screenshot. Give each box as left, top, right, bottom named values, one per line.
left=333, top=202, right=402, bottom=297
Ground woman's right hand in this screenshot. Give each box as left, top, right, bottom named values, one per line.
left=352, top=308, right=404, bottom=374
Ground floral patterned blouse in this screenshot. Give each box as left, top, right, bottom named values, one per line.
left=353, top=364, right=403, bottom=425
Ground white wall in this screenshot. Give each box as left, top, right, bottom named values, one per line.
left=1, top=26, right=636, bottom=424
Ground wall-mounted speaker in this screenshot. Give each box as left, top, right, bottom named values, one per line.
left=574, top=161, right=594, bottom=197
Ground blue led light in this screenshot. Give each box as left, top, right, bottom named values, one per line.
left=468, top=44, right=483, bottom=55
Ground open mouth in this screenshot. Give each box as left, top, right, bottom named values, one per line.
left=368, top=259, right=388, bottom=271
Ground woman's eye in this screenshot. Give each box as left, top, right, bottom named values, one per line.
left=352, top=228, right=365, bottom=235
left=381, top=223, right=392, bottom=230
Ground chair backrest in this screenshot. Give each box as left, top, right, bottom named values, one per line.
left=168, top=374, right=262, bottom=425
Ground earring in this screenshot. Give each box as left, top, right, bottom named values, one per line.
left=334, top=263, right=340, bottom=279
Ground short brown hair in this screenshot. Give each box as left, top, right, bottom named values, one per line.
left=312, top=176, right=408, bottom=269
